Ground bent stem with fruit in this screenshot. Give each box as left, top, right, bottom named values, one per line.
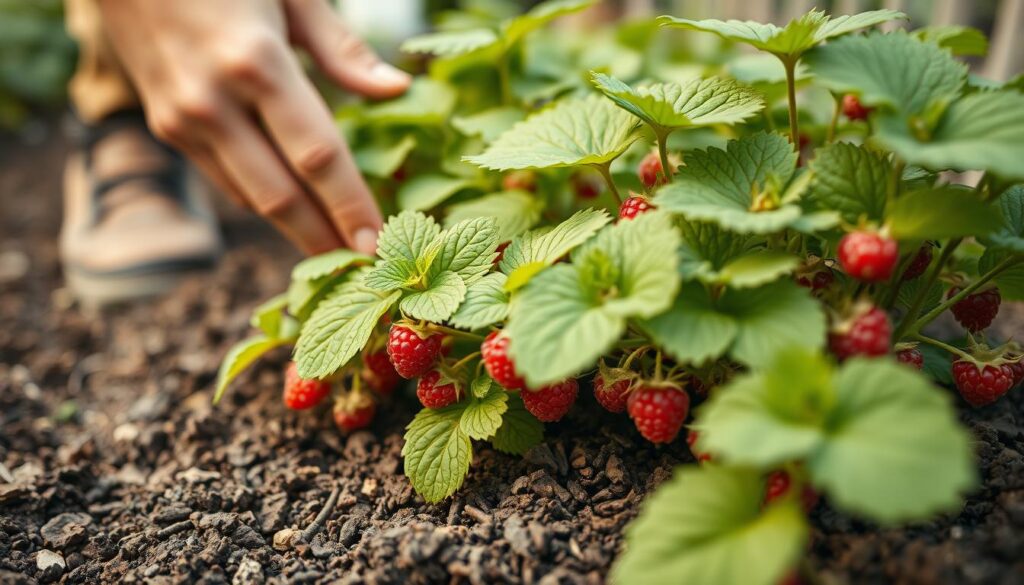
left=213, top=3, right=1024, bottom=584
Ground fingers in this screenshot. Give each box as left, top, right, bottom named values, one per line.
left=284, top=0, right=411, bottom=99
left=254, top=62, right=384, bottom=255
left=187, top=146, right=250, bottom=209
left=210, top=108, right=345, bottom=255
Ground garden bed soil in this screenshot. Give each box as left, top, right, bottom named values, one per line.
left=1, top=124, right=1023, bottom=584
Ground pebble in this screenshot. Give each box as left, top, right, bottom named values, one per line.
left=36, top=549, right=65, bottom=575
left=40, top=512, right=91, bottom=550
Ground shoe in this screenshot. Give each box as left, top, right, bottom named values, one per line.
left=61, top=110, right=222, bottom=306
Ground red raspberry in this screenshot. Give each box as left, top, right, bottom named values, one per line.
left=952, top=359, right=1015, bottom=407
left=521, top=379, right=579, bottom=422
left=282, top=362, right=330, bottom=410
left=686, top=429, right=711, bottom=463
left=627, top=386, right=690, bottom=444
left=364, top=350, right=401, bottom=395
left=901, top=244, right=933, bottom=280
left=333, top=398, right=375, bottom=433
left=948, top=287, right=1000, bottom=333
left=572, top=171, right=603, bottom=199
left=481, top=331, right=525, bottom=390
left=829, top=306, right=891, bottom=360
left=593, top=374, right=630, bottom=413
left=638, top=152, right=666, bottom=189
left=896, top=347, right=924, bottom=370
left=619, top=195, right=654, bottom=220
left=764, top=470, right=819, bottom=511
left=838, top=230, right=899, bottom=282
left=1006, top=358, right=1024, bottom=388
left=416, top=370, right=460, bottom=409
left=502, top=170, right=537, bottom=193
left=387, top=325, right=444, bottom=379
left=842, top=94, right=872, bottom=120
left=796, top=269, right=834, bottom=290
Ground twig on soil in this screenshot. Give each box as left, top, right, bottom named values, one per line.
left=156, top=520, right=194, bottom=540
left=0, top=461, right=13, bottom=483
left=302, top=485, right=341, bottom=542
left=463, top=504, right=492, bottom=525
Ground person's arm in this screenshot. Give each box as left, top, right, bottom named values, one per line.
left=97, top=0, right=411, bottom=255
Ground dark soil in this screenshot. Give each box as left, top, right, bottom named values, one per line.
left=2, top=123, right=1023, bottom=585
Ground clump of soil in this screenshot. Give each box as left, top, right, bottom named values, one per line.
left=1, top=124, right=1023, bottom=584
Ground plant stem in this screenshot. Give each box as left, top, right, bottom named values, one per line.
left=904, top=256, right=1023, bottom=337
left=595, top=163, right=622, bottom=203
left=912, top=333, right=971, bottom=360
left=450, top=351, right=482, bottom=372
left=429, top=324, right=485, bottom=342
left=783, top=57, right=800, bottom=144
left=893, top=238, right=962, bottom=340
left=826, top=94, right=841, bottom=144
left=656, top=130, right=674, bottom=182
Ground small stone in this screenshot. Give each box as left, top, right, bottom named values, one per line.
left=40, top=513, right=91, bottom=550
left=273, top=528, right=301, bottom=551
left=176, top=467, right=221, bottom=483
left=36, top=549, right=65, bottom=574
left=233, top=557, right=264, bottom=585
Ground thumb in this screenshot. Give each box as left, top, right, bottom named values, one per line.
left=285, top=0, right=411, bottom=99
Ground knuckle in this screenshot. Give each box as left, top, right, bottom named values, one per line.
left=253, top=189, right=302, bottom=218
left=217, top=33, right=282, bottom=86
left=174, top=90, right=220, bottom=126
left=294, top=141, right=341, bottom=177
left=146, top=108, right=188, bottom=145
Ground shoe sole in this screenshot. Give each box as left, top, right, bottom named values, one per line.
left=65, top=258, right=216, bottom=308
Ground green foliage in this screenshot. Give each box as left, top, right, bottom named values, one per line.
left=215, top=4, right=1021, bottom=580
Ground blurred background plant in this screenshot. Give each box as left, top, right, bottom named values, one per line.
left=0, top=0, right=76, bottom=130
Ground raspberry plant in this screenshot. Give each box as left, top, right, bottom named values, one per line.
left=213, top=2, right=1024, bottom=583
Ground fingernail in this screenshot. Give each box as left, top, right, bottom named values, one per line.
left=355, top=228, right=379, bottom=255
left=371, top=63, right=412, bottom=85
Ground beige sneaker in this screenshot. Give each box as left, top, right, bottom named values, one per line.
left=61, top=110, right=222, bottom=306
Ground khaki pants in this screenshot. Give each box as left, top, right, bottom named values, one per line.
left=65, top=0, right=138, bottom=123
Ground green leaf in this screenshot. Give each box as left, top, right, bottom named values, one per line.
left=886, top=186, right=1002, bottom=240
left=451, top=107, right=526, bottom=143
left=896, top=276, right=943, bottom=314
left=250, top=293, right=289, bottom=338
left=450, top=273, right=510, bottom=330
left=501, top=0, right=596, bottom=47
left=426, top=217, right=500, bottom=285
left=719, top=280, right=825, bottom=368
left=364, top=78, right=456, bottom=126
left=639, top=284, right=739, bottom=366
left=294, top=270, right=401, bottom=379
left=399, top=270, right=467, bottom=322
left=979, top=248, right=1024, bottom=301
left=376, top=211, right=442, bottom=265
left=460, top=381, right=509, bottom=440
left=445, top=190, right=543, bottom=242
left=403, top=404, right=472, bottom=503
left=812, top=359, right=975, bottom=521
left=806, top=142, right=892, bottom=224
left=508, top=213, right=681, bottom=385
left=659, top=9, right=903, bottom=59
left=984, top=185, right=1024, bottom=253
left=612, top=465, right=808, bottom=585
left=696, top=351, right=976, bottom=523
left=875, top=90, right=1024, bottom=180
left=364, top=257, right=419, bottom=292
left=677, top=220, right=754, bottom=275
left=491, top=393, right=544, bottom=455
left=913, top=25, right=988, bottom=56
left=718, top=251, right=799, bottom=289
left=214, top=336, right=288, bottom=405
left=397, top=174, right=478, bottom=211
left=286, top=275, right=342, bottom=321
left=464, top=94, right=640, bottom=171
left=804, top=31, right=967, bottom=116
left=591, top=73, right=764, bottom=133
left=499, top=208, right=611, bottom=275
left=292, top=249, right=373, bottom=281
left=401, top=28, right=498, bottom=57
left=506, top=264, right=623, bottom=387
left=354, top=135, right=417, bottom=179
left=654, top=132, right=803, bottom=234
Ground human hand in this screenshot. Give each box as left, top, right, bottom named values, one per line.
left=97, top=0, right=411, bottom=255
